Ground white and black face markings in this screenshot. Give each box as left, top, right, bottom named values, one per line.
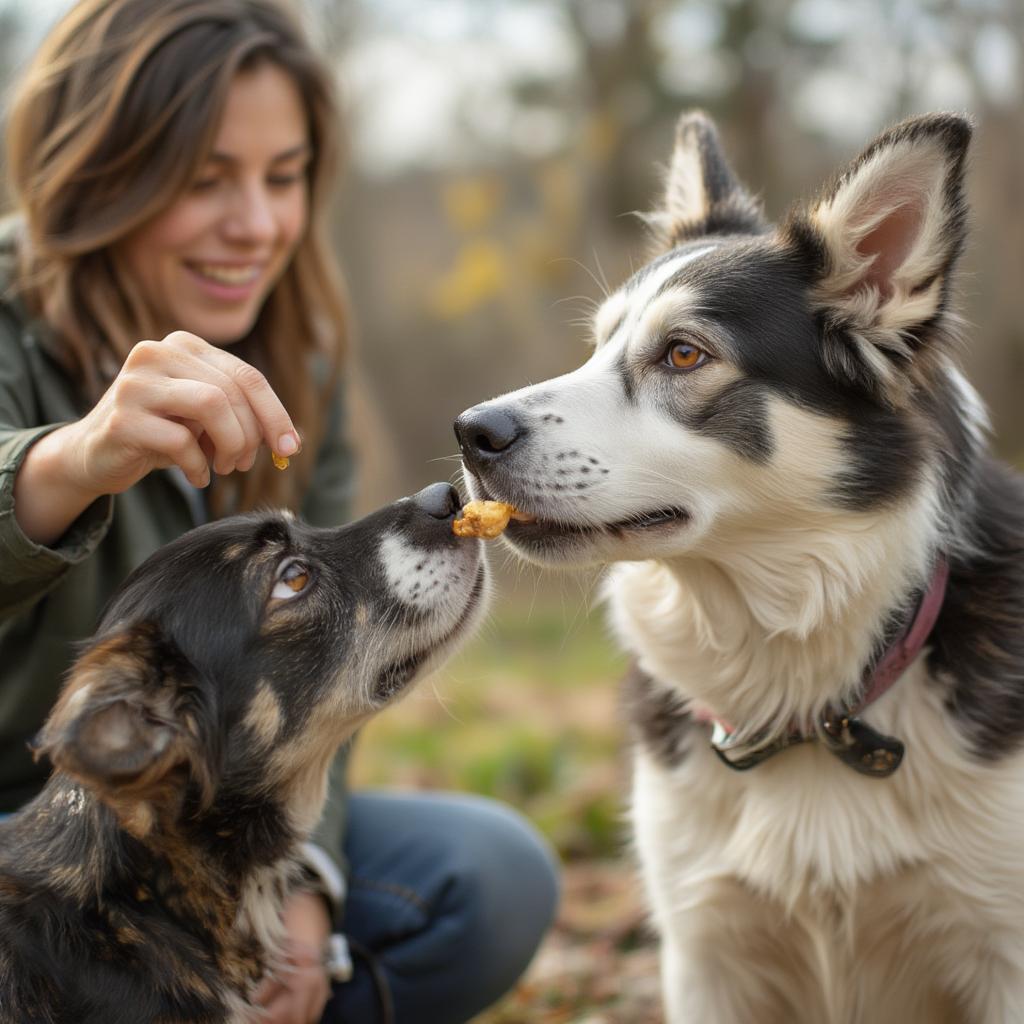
left=378, top=533, right=473, bottom=617
left=368, top=523, right=488, bottom=706
left=592, top=290, right=627, bottom=349
left=464, top=223, right=958, bottom=566
left=457, top=246, right=763, bottom=531
left=611, top=236, right=943, bottom=502
left=604, top=244, right=717, bottom=400
left=945, top=363, right=990, bottom=451
left=584, top=240, right=787, bottom=465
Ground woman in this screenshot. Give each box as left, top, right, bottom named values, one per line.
left=0, top=1, right=559, bottom=1021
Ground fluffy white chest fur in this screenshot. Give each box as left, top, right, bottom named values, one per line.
left=610, top=559, right=1024, bottom=1024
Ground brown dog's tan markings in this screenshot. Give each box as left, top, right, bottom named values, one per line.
left=243, top=680, right=283, bottom=747
left=222, top=542, right=247, bottom=562
left=38, top=633, right=196, bottom=837
left=23, top=623, right=279, bottom=1006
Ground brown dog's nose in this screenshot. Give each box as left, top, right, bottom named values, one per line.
left=454, top=406, right=526, bottom=472
left=412, top=482, right=461, bottom=520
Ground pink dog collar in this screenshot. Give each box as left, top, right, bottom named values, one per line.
left=705, top=557, right=950, bottom=778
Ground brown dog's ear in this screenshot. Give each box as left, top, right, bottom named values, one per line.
left=648, top=110, right=766, bottom=248
left=35, top=624, right=208, bottom=832
left=44, top=697, right=177, bottom=789
left=785, top=114, right=972, bottom=400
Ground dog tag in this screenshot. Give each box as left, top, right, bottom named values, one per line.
left=818, top=710, right=904, bottom=777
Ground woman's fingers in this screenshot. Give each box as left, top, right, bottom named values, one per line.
left=159, top=332, right=299, bottom=460
left=132, top=342, right=261, bottom=473
left=133, top=414, right=211, bottom=488
left=226, top=359, right=301, bottom=458
left=254, top=963, right=330, bottom=1024
left=75, top=333, right=298, bottom=495
left=252, top=973, right=288, bottom=1016
left=172, top=357, right=264, bottom=471
left=151, top=378, right=250, bottom=476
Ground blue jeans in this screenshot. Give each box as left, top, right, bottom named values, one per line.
left=324, top=791, right=560, bottom=1024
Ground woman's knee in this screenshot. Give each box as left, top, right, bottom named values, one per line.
left=339, top=791, right=560, bottom=1022
left=437, top=794, right=560, bottom=955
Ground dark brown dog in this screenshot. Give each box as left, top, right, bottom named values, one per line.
left=0, top=484, right=487, bottom=1024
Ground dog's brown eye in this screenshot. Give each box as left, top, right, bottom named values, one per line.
left=665, top=341, right=707, bottom=371
left=284, top=567, right=308, bottom=592
left=271, top=562, right=310, bottom=601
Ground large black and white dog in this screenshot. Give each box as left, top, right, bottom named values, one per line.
left=456, top=112, right=1024, bottom=1022
left=0, top=484, right=486, bottom=1023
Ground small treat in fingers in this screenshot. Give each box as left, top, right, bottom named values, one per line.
left=271, top=451, right=290, bottom=471
left=452, top=500, right=530, bottom=539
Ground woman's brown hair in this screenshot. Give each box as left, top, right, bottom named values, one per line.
left=6, top=0, right=347, bottom=513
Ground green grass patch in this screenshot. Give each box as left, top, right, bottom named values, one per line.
left=351, top=584, right=631, bottom=859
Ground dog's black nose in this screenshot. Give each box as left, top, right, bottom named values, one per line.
left=454, top=406, right=526, bottom=471
left=413, top=482, right=461, bottom=519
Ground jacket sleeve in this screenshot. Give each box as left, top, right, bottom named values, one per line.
left=300, top=376, right=357, bottom=921
left=0, top=326, right=113, bottom=622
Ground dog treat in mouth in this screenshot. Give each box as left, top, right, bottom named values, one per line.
left=452, top=500, right=531, bottom=539
left=271, top=451, right=290, bottom=471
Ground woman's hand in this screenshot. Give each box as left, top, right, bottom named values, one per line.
left=252, top=889, right=334, bottom=1024
left=64, top=330, right=299, bottom=492
left=14, top=331, right=300, bottom=544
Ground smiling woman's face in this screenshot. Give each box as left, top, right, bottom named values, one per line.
left=118, top=61, right=311, bottom=345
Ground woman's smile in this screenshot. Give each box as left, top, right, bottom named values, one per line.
left=184, top=260, right=268, bottom=301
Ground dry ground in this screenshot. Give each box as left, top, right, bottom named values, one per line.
left=475, top=860, right=662, bottom=1024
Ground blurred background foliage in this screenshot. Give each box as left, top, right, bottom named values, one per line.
left=4, top=0, right=1019, bottom=856
left=4, top=2, right=1022, bottom=1016
left=4, top=0, right=1023, bottom=861
left=319, top=0, right=1024, bottom=513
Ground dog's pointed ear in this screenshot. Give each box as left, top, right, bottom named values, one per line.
left=785, top=114, right=972, bottom=400
left=648, top=110, right=767, bottom=248
left=34, top=623, right=213, bottom=830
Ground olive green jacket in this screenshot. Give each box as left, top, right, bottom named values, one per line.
left=0, top=230, right=355, bottom=911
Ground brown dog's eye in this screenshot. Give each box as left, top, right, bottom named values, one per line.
left=284, top=566, right=308, bottom=592
left=271, top=562, right=310, bottom=601
left=665, top=341, right=708, bottom=371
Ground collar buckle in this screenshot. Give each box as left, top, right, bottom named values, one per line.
left=818, top=708, right=904, bottom=777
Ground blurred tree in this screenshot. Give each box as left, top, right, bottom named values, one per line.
left=0, top=5, right=27, bottom=207
left=1, top=0, right=1021, bottom=502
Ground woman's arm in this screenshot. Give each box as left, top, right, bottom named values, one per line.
left=0, top=320, right=115, bottom=620
left=12, top=424, right=107, bottom=546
